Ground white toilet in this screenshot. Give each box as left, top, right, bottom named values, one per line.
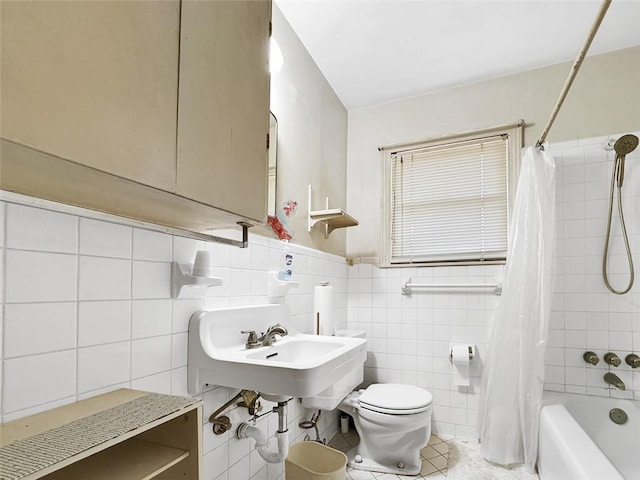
left=339, top=383, right=432, bottom=475
left=301, top=330, right=433, bottom=476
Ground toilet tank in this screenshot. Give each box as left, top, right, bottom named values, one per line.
left=335, top=329, right=366, bottom=340
left=300, top=330, right=367, bottom=410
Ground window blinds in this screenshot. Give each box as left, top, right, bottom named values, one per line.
left=390, top=135, right=508, bottom=264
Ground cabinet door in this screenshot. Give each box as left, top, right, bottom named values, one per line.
left=177, top=0, right=271, bottom=223
left=0, top=1, right=180, bottom=192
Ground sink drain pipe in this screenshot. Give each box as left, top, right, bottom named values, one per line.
left=236, top=401, right=289, bottom=463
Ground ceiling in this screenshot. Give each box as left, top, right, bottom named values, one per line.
left=275, top=0, right=640, bottom=110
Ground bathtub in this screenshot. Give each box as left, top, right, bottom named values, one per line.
left=538, top=392, right=639, bottom=480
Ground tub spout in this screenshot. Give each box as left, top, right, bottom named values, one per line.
left=604, top=372, right=625, bottom=390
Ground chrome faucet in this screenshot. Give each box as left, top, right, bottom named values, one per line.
left=259, top=323, right=288, bottom=346
left=604, top=372, right=625, bottom=390
left=241, top=323, right=288, bottom=349
left=604, top=352, right=621, bottom=367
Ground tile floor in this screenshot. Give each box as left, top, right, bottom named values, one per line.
left=328, top=430, right=449, bottom=479
left=327, top=430, right=540, bottom=480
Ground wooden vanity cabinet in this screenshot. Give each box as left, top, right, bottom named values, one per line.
left=0, top=0, right=271, bottom=232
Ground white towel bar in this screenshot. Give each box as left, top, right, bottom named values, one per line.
left=401, top=278, right=502, bottom=296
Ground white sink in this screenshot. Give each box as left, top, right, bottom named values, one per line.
left=244, top=337, right=344, bottom=363
left=187, top=304, right=367, bottom=398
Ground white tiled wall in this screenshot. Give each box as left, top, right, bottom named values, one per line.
left=0, top=199, right=348, bottom=480
left=346, top=262, right=504, bottom=439
left=545, top=132, right=640, bottom=399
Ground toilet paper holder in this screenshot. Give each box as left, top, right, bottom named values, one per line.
left=449, top=345, right=474, bottom=362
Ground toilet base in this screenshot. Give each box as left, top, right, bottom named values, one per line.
left=345, top=445, right=422, bottom=476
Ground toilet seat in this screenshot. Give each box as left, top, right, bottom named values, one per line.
left=358, top=384, right=432, bottom=415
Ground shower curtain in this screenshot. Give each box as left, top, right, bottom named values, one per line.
left=478, top=145, right=556, bottom=469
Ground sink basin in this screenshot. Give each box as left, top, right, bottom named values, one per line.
left=245, top=338, right=344, bottom=363
left=187, top=304, right=367, bottom=398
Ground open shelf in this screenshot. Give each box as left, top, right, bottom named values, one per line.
left=43, top=439, right=189, bottom=480
left=307, top=185, right=358, bottom=238
left=0, top=389, right=202, bottom=480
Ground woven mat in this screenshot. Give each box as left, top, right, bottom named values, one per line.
left=0, top=393, right=198, bottom=480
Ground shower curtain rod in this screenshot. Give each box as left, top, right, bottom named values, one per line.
left=535, top=0, right=612, bottom=149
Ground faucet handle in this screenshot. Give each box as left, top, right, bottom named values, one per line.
left=266, top=323, right=287, bottom=333
left=583, top=351, right=599, bottom=366
left=604, top=352, right=621, bottom=367
left=625, top=353, right=640, bottom=368
left=241, top=330, right=259, bottom=348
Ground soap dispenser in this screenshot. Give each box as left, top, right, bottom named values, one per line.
left=278, top=240, right=293, bottom=280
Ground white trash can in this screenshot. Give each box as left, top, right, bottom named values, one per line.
left=285, top=442, right=348, bottom=480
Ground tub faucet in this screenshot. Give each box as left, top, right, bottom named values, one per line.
left=258, top=323, right=288, bottom=346
left=604, top=372, right=625, bottom=390
left=604, top=352, right=621, bottom=367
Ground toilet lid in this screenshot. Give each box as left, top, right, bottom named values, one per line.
left=358, top=384, right=432, bottom=414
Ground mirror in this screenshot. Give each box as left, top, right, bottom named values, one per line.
left=267, top=112, right=277, bottom=217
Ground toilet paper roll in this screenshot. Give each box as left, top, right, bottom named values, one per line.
left=314, top=283, right=334, bottom=335
left=451, top=344, right=471, bottom=387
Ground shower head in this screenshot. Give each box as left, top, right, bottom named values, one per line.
left=612, top=134, right=638, bottom=188
left=614, top=134, right=638, bottom=156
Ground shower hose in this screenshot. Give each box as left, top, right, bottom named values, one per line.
left=602, top=156, right=634, bottom=295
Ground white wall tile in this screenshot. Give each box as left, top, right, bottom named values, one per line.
left=79, top=218, right=131, bottom=258
left=0, top=252, right=3, bottom=304
left=131, top=371, right=172, bottom=395
left=173, top=236, right=204, bottom=266
left=79, top=256, right=131, bottom=300
left=204, top=443, right=229, bottom=480
left=206, top=241, right=230, bottom=268
left=78, top=300, right=131, bottom=347
left=131, top=335, right=172, bottom=379
left=229, top=269, right=252, bottom=297
left=171, top=367, right=189, bottom=397
left=132, top=261, right=171, bottom=299
left=172, top=299, right=204, bottom=333
left=5, top=250, right=77, bottom=303
left=6, top=204, right=77, bottom=253
left=544, top=133, right=640, bottom=398
left=0, top=202, right=5, bottom=247
left=132, top=299, right=172, bottom=339
left=78, top=342, right=131, bottom=393
left=172, top=332, right=188, bottom=368
left=3, top=350, right=76, bottom=413
left=230, top=244, right=251, bottom=270
left=4, top=303, right=76, bottom=358
left=133, top=229, right=172, bottom=262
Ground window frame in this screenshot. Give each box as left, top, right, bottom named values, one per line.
left=379, top=122, right=523, bottom=267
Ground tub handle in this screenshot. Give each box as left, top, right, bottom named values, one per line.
left=625, top=353, right=640, bottom=368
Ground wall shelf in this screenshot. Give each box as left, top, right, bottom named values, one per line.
left=171, top=262, right=223, bottom=299
left=268, top=271, right=300, bottom=298
left=307, top=185, right=358, bottom=238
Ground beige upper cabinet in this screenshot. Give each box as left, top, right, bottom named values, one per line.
left=0, top=1, right=181, bottom=192
left=176, top=0, right=271, bottom=224
left=1, top=0, right=271, bottom=233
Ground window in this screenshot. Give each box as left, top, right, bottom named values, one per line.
left=380, top=123, right=522, bottom=266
